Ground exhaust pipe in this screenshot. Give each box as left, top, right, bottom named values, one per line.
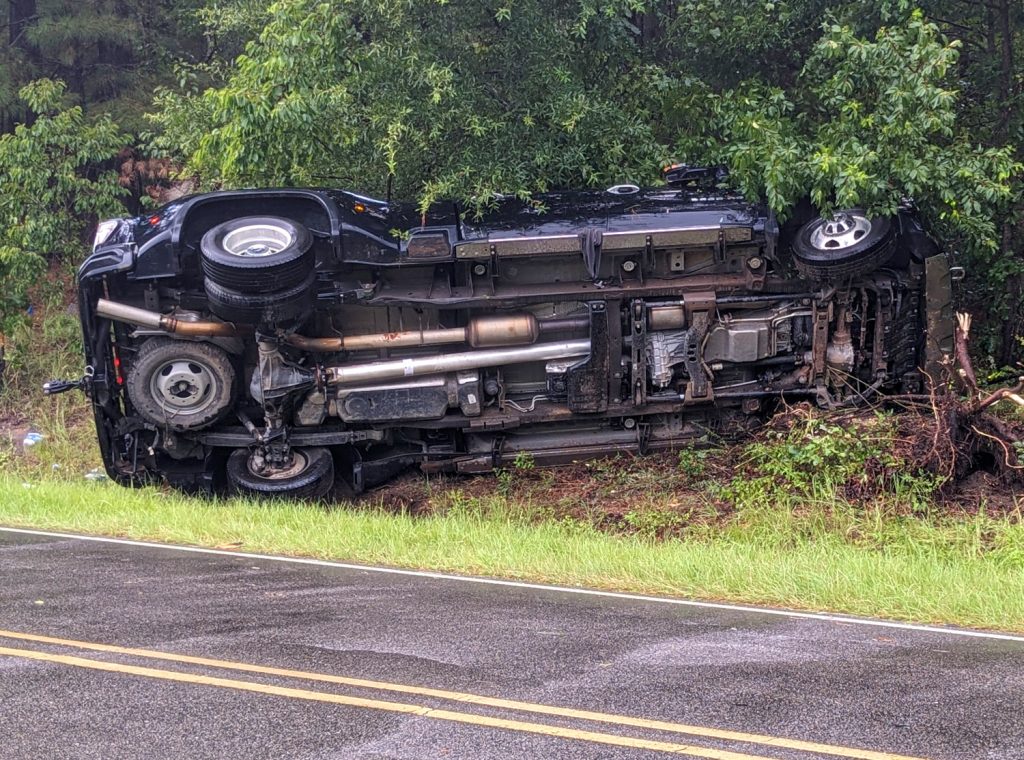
left=96, top=297, right=591, bottom=351
left=95, top=298, right=242, bottom=337
left=324, top=340, right=591, bottom=385
left=287, top=313, right=570, bottom=352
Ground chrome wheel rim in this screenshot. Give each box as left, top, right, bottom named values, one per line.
left=809, top=212, right=871, bottom=251
left=221, top=223, right=294, bottom=258
left=150, top=358, right=219, bottom=415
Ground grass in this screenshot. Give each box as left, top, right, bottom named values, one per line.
left=2, top=474, right=1024, bottom=632
left=2, top=267, right=1023, bottom=633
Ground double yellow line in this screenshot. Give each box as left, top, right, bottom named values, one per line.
left=0, top=629, right=927, bottom=760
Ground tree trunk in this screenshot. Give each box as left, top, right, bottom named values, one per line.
left=996, top=0, right=1015, bottom=139
left=999, top=235, right=1021, bottom=367
left=994, top=0, right=1020, bottom=366
left=8, top=0, right=35, bottom=49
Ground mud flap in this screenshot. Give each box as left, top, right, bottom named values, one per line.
left=566, top=302, right=610, bottom=413
left=924, top=253, right=955, bottom=382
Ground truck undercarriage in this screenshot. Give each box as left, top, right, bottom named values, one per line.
left=58, top=175, right=955, bottom=497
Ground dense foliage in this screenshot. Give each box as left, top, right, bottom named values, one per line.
left=0, top=0, right=1021, bottom=363
left=154, top=0, right=670, bottom=204
left=0, top=80, right=124, bottom=333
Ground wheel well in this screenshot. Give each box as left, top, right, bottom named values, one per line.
left=180, top=195, right=334, bottom=255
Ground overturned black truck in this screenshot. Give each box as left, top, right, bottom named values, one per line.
left=49, top=167, right=956, bottom=498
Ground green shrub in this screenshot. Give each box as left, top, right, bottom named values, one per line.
left=0, top=79, right=125, bottom=334
left=677, top=448, right=708, bottom=478
left=716, top=412, right=943, bottom=512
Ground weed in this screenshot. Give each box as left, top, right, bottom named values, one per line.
left=715, top=412, right=942, bottom=513
left=437, top=489, right=487, bottom=519
left=492, top=452, right=539, bottom=497
left=513, top=451, right=535, bottom=471
left=621, top=508, right=685, bottom=540
left=495, top=468, right=514, bottom=497
left=677, top=447, right=708, bottom=478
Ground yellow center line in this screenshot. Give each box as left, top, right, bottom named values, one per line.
left=0, top=644, right=775, bottom=760
left=0, top=629, right=928, bottom=760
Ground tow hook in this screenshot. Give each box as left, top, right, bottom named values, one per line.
left=43, top=367, right=94, bottom=396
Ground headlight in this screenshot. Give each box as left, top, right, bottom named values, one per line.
left=92, top=219, right=122, bottom=250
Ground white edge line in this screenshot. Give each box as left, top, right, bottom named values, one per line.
left=3, top=525, right=1023, bottom=645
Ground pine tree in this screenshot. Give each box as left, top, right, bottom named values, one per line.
left=2, top=0, right=204, bottom=132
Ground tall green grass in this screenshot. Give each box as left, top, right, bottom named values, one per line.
left=0, top=270, right=102, bottom=477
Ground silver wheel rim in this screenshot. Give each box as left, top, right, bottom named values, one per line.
left=248, top=450, right=309, bottom=480
left=150, top=358, right=220, bottom=415
left=809, top=212, right=872, bottom=251
left=221, top=223, right=294, bottom=258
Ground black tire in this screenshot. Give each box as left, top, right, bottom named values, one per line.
left=226, top=446, right=335, bottom=500
left=126, top=338, right=236, bottom=432
left=204, top=271, right=316, bottom=325
left=792, top=210, right=895, bottom=281
left=201, top=216, right=314, bottom=292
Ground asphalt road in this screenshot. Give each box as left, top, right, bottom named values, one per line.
left=0, top=529, right=1022, bottom=760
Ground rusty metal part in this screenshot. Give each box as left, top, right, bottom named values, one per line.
left=810, top=300, right=832, bottom=383
left=96, top=298, right=242, bottom=337
left=324, top=340, right=591, bottom=386
left=681, top=291, right=715, bottom=404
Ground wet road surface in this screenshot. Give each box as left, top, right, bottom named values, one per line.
left=1, top=528, right=1021, bottom=759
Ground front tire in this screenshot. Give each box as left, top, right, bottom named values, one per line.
left=125, top=338, right=236, bottom=432
left=226, top=446, right=335, bottom=500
